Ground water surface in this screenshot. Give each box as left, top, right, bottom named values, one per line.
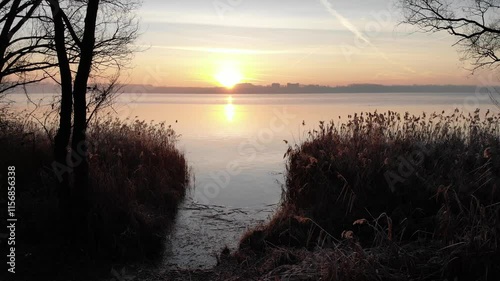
left=9, top=92, right=498, bottom=268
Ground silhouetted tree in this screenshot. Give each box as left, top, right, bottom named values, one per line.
left=2, top=1, right=139, bottom=230
left=45, top=0, right=139, bottom=241
left=0, top=0, right=55, bottom=94
left=399, top=0, right=500, bottom=72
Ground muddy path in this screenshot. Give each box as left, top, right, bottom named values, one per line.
left=161, top=199, right=277, bottom=270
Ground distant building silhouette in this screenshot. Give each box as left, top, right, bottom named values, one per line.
left=12, top=82, right=488, bottom=94
left=235, top=83, right=254, bottom=88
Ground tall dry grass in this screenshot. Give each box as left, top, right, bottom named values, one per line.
left=0, top=111, right=189, bottom=266
left=239, top=109, right=500, bottom=280
left=87, top=115, right=189, bottom=259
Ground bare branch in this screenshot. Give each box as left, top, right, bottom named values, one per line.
left=399, top=0, right=500, bottom=71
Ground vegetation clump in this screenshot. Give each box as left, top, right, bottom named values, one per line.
left=236, top=109, right=500, bottom=281
left=87, top=116, right=189, bottom=259
left=0, top=112, right=189, bottom=280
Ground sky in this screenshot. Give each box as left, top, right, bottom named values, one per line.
left=125, top=0, right=483, bottom=87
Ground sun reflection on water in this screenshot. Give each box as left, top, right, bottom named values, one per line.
left=224, top=95, right=236, bottom=122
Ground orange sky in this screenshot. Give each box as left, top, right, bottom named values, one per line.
left=123, top=0, right=493, bottom=88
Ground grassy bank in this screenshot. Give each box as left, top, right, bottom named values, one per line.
left=0, top=111, right=189, bottom=280
left=228, top=109, right=500, bottom=281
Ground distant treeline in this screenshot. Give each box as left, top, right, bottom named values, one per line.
left=8, top=83, right=497, bottom=94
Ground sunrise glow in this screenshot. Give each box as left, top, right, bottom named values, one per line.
left=214, top=63, right=243, bottom=89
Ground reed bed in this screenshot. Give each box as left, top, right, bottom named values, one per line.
left=237, top=109, right=500, bottom=281
left=87, top=115, right=190, bottom=259
left=0, top=111, right=189, bottom=279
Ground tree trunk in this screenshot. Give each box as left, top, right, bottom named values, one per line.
left=49, top=0, right=74, bottom=235
left=71, top=0, right=100, bottom=244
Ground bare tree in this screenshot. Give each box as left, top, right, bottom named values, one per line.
left=1, top=0, right=140, bottom=242
left=399, top=0, right=500, bottom=72
left=0, top=0, right=55, bottom=94
left=45, top=0, right=139, bottom=240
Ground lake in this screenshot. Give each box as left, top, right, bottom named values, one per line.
left=8, top=91, right=499, bottom=269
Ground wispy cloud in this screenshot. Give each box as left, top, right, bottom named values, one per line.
left=157, top=46, right=283, bottom=55
left=135, top=45, right=337, bottom=55
left=139, top=11, right=352, bottom=32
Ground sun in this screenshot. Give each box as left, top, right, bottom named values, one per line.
left=215, top=65, right=242, bottom=89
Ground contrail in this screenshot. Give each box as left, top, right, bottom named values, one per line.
left=318, top=0, right=417, bottom=74
left=319, top=0, right=371, bottom=45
